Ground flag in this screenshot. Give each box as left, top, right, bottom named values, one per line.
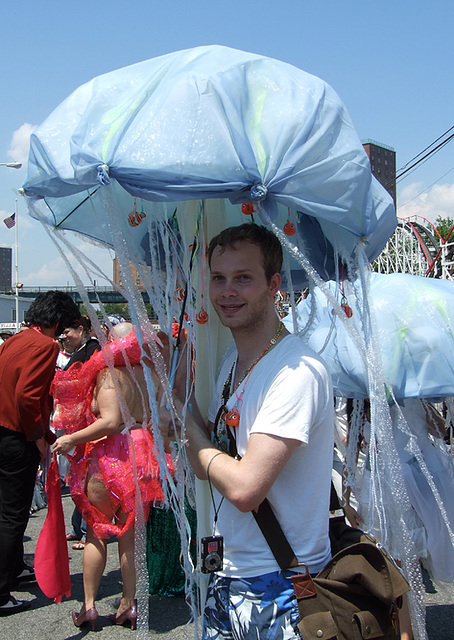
left=3, top=213, right=15, bottom=229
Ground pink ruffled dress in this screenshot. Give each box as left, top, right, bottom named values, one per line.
left=52, top=332, right=167, bottom=539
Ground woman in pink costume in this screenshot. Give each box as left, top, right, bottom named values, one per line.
left=52, top=323, right=166, bottom=630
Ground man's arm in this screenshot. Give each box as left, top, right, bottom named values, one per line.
left=161, top=399, right=300, bottom=513
left=143, top=334, right=301, bottom=512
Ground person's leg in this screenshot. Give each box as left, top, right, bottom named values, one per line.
left=80, top=526, right=107, bottom=611
left=70, top=506, right=83, bottom=538
left=202, top=574, right=234, bottom=640
left=116, top=523, right=136, bottom=614
left=110, top=520, right=138, bottom=627
left=69, top=507, right=86, bottom=549
left=398, top=592, right=413, bottom=640
left=228, top=571, right=301, bottom=640
left=75, top=474, right=113, bottom=615
left=0, top=427, right=40, bottom=606
left=394, top=560, right=413, bottom=640
left=80, top=517, right=87, bottom=539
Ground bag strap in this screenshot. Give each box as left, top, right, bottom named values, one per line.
left=252, top=482, right=343, bottom=571
left=252, top=499, right=299, bottom=570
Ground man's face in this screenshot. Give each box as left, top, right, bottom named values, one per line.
left=209, top=240, right=280, bottom=332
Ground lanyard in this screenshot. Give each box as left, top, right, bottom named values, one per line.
left=206, top=452, right=225, bottom=533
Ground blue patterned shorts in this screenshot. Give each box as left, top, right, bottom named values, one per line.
left=202, top=570, right=302, bottom=640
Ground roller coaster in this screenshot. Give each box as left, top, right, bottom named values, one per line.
left=373, top=215, right=454, bottom=280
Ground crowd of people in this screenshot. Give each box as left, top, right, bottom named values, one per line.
left=0, top=224, right=452, bottom=640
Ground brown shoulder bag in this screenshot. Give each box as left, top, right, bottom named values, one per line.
left=252, top=486, right=409, bottom=640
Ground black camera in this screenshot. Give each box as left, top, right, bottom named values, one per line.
left=201, top=535, right=224, bottom=574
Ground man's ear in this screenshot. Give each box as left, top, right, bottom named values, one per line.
left=269, top=272, right=282, bottom=297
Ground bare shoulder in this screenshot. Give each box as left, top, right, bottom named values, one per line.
left=96, top=367, right=121, bottom=391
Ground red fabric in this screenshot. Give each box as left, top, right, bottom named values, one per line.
left=34, top=455, right=71, bottom=603
left=69, top=428, right=166, bottom=538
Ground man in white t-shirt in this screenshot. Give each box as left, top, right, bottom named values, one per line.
left=154, top=223, right=334, bottom=640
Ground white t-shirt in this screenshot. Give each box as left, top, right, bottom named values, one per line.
left=208, top=334, right=334, bottom=577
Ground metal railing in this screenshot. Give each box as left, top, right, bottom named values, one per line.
left=0, top=285, right=152, bottom=306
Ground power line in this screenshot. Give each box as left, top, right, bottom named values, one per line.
left=384, top=126, right=454, bottom=189
left=395, top=132, right=454, bottom=184
left=397, top=125, right=454, bottom=174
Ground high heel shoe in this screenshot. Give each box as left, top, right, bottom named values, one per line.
left=109, top=604, right=137, bottom=630
left=72, top=607, right=99, bottom=630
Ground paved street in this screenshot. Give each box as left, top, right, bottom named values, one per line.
left=1, top=488, right=454, bottom=639
left=2, top=489, right=194, bottom=640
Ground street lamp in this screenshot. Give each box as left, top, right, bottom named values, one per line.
left=0, top=162, right=22, bottom=169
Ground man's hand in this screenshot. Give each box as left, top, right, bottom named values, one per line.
left=142, top=330, right=170, bottom=374
left=35, top=437, right=49, bottom=462
left=157, top=397, right=184, bottom=444
left=142, top=330, right=191, bottom=404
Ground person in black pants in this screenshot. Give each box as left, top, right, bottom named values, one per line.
left=0, top=291, right=79, bottom=615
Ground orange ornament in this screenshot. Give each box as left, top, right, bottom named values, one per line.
left=128, top=211, right=139, bottom=227
left=223, top=409, right=240, bottom=427
left=128, top=200, right=146, bottom=227
left=196, top=308, right=209, bottom=324
left=342, top=303, right=353, bottom=318
left=135, top=209, right=146, bottom=224
left=284, top=220, right=296, bottom=235
left=174, top=287, right=185, bottom=302
left=241, top=202, right=254, bottom=215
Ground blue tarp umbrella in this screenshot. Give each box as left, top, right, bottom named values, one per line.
left=23, top=45, right=396, bottom=287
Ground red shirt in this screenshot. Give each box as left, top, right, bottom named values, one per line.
left=0, top=328, right=59, bottom=442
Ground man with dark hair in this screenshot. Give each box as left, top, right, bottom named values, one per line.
left=155, top=223, right=334, bottom=639
left=0, top=290, right=79, bottom=615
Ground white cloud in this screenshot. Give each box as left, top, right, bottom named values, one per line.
left=22, top=242, right=113, bottom=288
left=398, top=182, right=454, bottom=224
left=8, top=123, right=38, bottom=167
left=22, top=256, right=70, bottom=287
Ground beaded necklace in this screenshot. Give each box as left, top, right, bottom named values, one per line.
left=213, top=322, right=285, bottom=452
left=228, top=320, right=285, bottom=398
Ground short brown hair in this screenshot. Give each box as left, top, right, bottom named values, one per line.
left=208, top=223, right=283, bottom=282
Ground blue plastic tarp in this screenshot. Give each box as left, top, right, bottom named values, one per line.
left=284, top=272, right=454, bottom=399
left=23, top=45, right=396, bottom=285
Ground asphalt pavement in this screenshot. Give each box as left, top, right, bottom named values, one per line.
left=1, top=488, right=454, bottom=640
left=1, top=488, right=195, bottom=640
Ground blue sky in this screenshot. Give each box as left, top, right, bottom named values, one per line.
left=0, top=0, right=453, bottom=287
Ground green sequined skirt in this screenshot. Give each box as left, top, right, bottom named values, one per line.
left=146, top=502, right=197, bottom=597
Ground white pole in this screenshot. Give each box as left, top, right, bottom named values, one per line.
left=14, top=199, right=19, bottom=332
left=0, top=163, right=22, bottom=331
